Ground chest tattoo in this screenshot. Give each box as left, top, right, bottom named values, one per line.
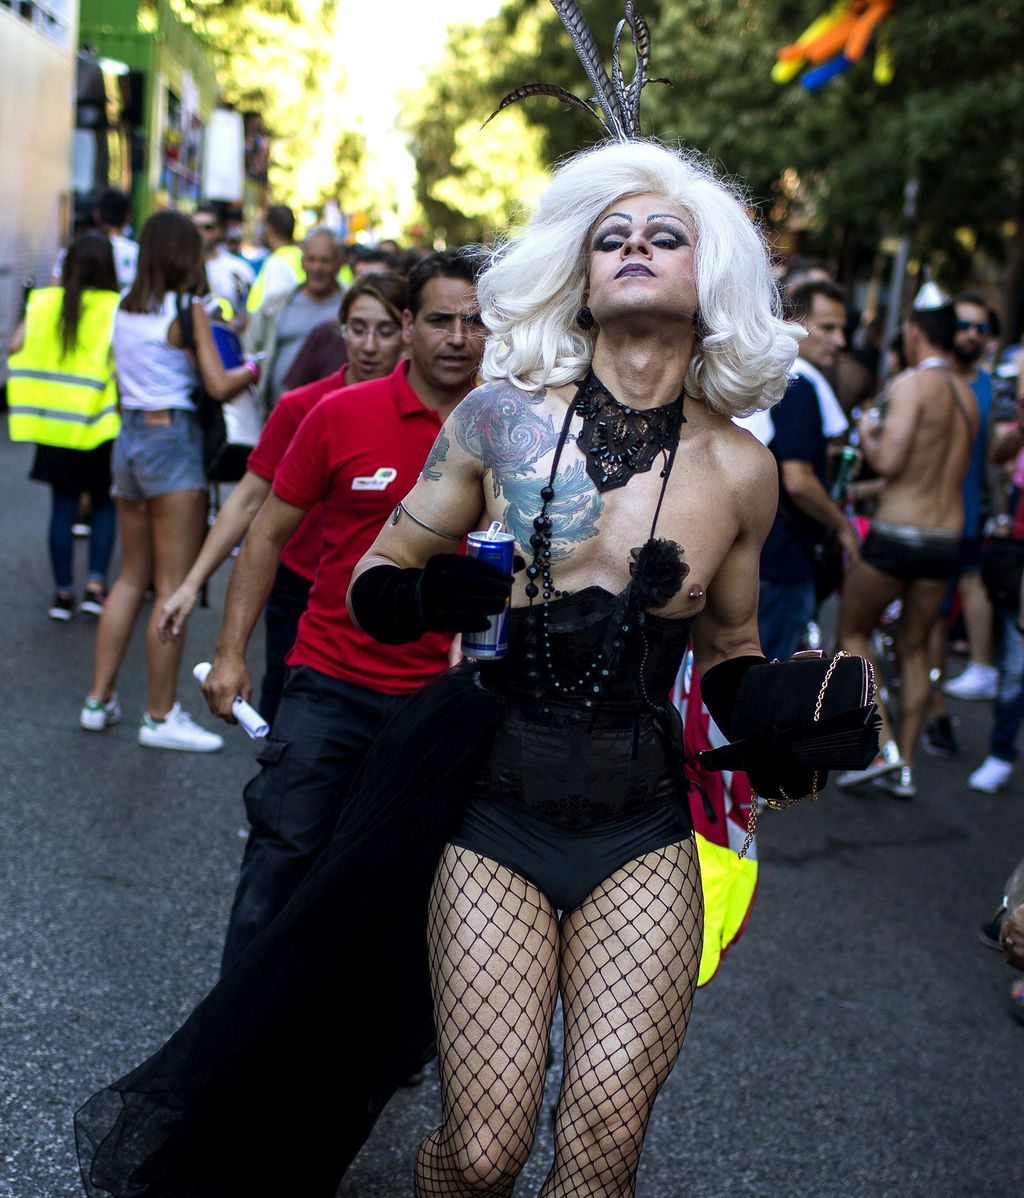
left=447, top=384, right=605, bottom=557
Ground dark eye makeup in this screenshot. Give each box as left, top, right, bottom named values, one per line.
left=592, top=220, right=690, bottom=252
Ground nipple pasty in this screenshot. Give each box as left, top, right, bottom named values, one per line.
left=628, top=538, right=689, bottom=608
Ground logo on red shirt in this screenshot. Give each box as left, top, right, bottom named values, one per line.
left=351, top=467, right=398, bottom=491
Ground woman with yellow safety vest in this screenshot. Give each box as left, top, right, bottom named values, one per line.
left=80, top=211, right=256, bottom=753
left=7, top=232, right=121, bottom=621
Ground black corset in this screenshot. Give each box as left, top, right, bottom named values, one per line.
left=477, top=586, right=693, bottom=715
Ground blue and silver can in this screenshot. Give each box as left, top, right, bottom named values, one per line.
left=462, top=522, right=515, bottom=660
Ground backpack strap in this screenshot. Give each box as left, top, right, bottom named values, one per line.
left=933, top=367, right=975, bottom=440
left=175, top=293, right=197, bottom=351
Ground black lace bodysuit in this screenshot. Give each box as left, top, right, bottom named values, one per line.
left=450, top=587, right=695, bottom=912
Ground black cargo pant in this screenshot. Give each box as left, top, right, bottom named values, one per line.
left=221, top=665, right=408, bottom=972
left=259, top=561, right=312, bottom=729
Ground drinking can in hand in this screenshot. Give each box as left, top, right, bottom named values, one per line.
left=462, top=522, right=514, bottom=659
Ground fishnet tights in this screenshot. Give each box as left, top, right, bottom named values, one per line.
left=414, top=838, right=702, bottom=1197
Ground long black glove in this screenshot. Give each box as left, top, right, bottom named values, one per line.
left=700, top=655, right=766, bottom=739
left=349, top=555, right=512, bottom=645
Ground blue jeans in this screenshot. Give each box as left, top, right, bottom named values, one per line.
left=221, top=666, right=409, bottom=972
left=758, top=577, right=816, bottom=662
left=49, top=488, right=116, bottom=591
left=112, top=409, right=206, bottom=499
left=990, top=608, right=1024, bottom=763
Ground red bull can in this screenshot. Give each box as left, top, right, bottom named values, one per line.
left=462, top=521, right=514, bottom=659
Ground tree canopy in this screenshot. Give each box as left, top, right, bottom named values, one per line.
left=404, top=0, right=1022, bottom=313
left=177, top=0, right=365, bottom=215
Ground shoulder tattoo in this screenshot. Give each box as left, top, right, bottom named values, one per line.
left=450, top=382, right=603, bottom=556
left=451, top=383, right=558, bottom=497
left=422, top=429, right=450, bottom=482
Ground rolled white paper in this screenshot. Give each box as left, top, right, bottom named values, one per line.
left=193, top=662, right=270, bottom=739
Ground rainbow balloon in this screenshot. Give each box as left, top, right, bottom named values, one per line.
left=773, top=0, right=896, bottom=91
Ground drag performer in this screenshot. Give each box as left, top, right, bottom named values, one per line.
left=76, top=5, right=876, bottom=1196
left=346, top=136, right=802, bottom=1191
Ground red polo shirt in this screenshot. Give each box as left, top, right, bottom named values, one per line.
left=246, top=364, right=349, bottom=580
left=273, top=359, right=452, bottom=693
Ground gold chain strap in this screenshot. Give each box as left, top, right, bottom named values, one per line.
left=737, top=650, right=859, bottom=860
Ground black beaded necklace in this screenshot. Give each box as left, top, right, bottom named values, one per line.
left=522, top=368, right=686, bottom=708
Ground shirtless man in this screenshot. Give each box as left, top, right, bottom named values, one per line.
left=837, top=297, right=978, bottom=797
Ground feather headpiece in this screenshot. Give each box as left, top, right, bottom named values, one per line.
left=484, top=0, right=664, bottom=140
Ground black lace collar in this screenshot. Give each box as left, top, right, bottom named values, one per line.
left=574, top=368, right=686, bottom=493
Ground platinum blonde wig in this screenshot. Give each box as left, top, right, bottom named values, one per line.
left=478, top=139, right=802, bottom=416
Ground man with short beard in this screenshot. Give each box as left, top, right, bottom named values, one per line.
left=748, top=279, right=858, bottom=661
left=939, top=293, right=998, bottom=707
left=193, top=204, right=255, bottom=323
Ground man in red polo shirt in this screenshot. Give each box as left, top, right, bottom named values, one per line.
left=202, top=249, right=487, bottom=970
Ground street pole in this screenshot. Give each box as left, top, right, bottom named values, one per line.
left=879, top=175, right=919, bottom=384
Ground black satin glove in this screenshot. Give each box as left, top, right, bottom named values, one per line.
left=698, top=655, right=879, bottom=802
left=350, top=555, right=512, bottom=645
left=416, top=553, right=513, bottom=631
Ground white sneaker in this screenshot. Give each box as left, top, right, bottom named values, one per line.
left=873, top=765, right=917, bottom=799
left=138, top=702, right=224, bottom=753
left=968, top=756, right=1014, bottom=794
left=837, top=739, right=903, bottom=788
left=80, top=694, right=122, bottom=731
left=943, top=663, right=998, bottom=701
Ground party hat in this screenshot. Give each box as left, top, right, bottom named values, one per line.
left=912, top=280, right=952, bottom=311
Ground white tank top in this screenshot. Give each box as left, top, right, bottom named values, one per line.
left=114, top=293, right=198, bottom=411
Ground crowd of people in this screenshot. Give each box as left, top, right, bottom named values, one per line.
left=730, top=254, right=1024, bottom=807
left=5, top=145, right=1024, bottom=1194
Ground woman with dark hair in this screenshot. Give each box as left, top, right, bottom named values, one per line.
left=7, top=232, right=121, bottom=621
left=156, top=271, right=409, bottom=724
left=79, top=210, right=255, bottom=752
left=338, top=270, right=407, bottom=383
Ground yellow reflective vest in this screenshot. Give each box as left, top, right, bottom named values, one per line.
left=7, top=288, right=121, bottom=450
left=245, top=244, right=305, bottom=313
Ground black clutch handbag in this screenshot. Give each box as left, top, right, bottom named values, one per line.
left=698, top=651, right=880, bottom=851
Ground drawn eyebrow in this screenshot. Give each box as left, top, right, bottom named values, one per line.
left=595, top=211, right=689, bottom=227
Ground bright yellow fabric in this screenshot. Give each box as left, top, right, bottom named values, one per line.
left=245, top=245, right=305, bottom=313
left=696, top=832, right=758, bottom=987
left=7, top=288, right=120, bottom=450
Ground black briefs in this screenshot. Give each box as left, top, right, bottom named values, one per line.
left=861, top=521, right=960, bottom=584
left=449, top=799, right=690, bottom=915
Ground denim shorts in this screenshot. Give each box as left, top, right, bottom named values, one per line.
left=112, top=409, right=206, bottom=500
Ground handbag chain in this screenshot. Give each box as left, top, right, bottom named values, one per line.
left=737, top=650, right=870, bottom=860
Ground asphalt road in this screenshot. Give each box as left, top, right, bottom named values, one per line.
left=1, top=427, right=1022, bottom=1198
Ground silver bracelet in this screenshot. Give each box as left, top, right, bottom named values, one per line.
left=389, top=502, right=463, bottom=542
